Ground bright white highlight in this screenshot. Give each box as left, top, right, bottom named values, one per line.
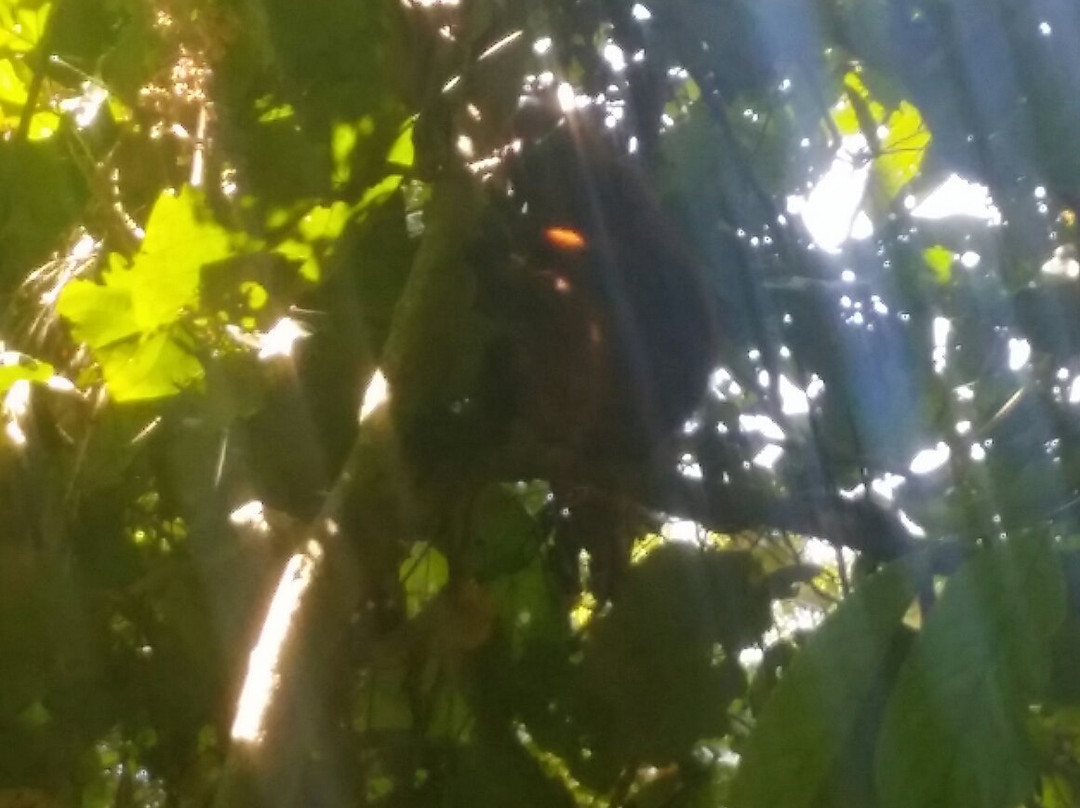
left=359, top=369, right=390, bottom=423
left=231, top=540, right=325, bottom=744
left=898, top=510, right=927, bottom=538
left=661, top=519, right=700, bottom=543
left=932, top=316, right=951, bottom=374
left=258, top=318, right=309, bottom=360
left=478, top=30, right=522, bottom=61
left=739, top=413, right=786, bottom=442
left=909, top=442, right=951, bottom=475
left=1041, top=246, right=1080, bottom=278
left=2, top=379, right=31, bottom=448
left=556, top=82, right=576, bottom=112
left=779, top=375, right=810, bottom=415
left=602, top=43, right=627, bottom=72
left=1068, top=377, right=1080, bottom=404
left=1007, top=338, right=1031, bottom=371
left=752, top=443, right=785, bottom=470
left=229, top=500, right=270, bottom=535
left=870, top=473, right=906, bottom=502
left=910, top=174, right=1002, bottom=224
left=58, top=81, right=109, bottom=128
left=787, top=139, right=871, bottom=253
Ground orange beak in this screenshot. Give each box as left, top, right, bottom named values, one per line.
left=543, top=225, right=588, bottom=252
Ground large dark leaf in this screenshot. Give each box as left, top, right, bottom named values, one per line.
left=730, top=552, right=928, bottom=808
left=875, top=534, right=1065, bottom=808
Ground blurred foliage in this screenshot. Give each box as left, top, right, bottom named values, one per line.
left=3, top=0, right=1080, bottom=807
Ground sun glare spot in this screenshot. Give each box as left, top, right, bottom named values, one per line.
left=740, top=413, right=786, bottom=442
left=2, top=379, right=31, bottom=448
left=932, top=316, right=951, bottom=374
left=556, top=82, right=576, bottom=112
left=229, top=500, right=270, bottom=535
left=1041, top=246, right=1080, bottom=278
left=602, top=43, right=627, bottom=72
left=778, top=375, right=810, bottom=415
left=258, top=317, right=309, bottom=359
left=787, top=144, right=871, bottom=253
left=870, top=473, right=906, bottom=502
left=911, top=174, right=1002, bottom=224
left=752, top=443, right=784, bottom=470
left=910, top=442, right=950, bottom=474
left=898, top=510, right=927, bottom=537
left=1068, top=377, right=1080, bottom=404
left=662, top=519, right=700, bottom=543
left=359, top=369, right=391, bottom=423
left=1007, top=338, right=1031, bottom=371
left=231, top=540, right=325, bottom=744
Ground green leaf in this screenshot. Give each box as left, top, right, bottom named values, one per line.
left=354, top=173, right=403, bottom=219
left=92, top=329, right=204, bottom=402
left=56, top=263, right=141, bottom=349
left=400, top=542, right=449, bottom=619
left=0, top=1, right=51, bottom=54
left=296, top=200, right=350, bottom=242
left=877, top=101, right=931, bottom=199
left=923, top=245, right=954, bottom=284
left=469, top=484, right=543, bottom=581
left=132, top=186, right=232, bottom=329
left=0, top=57, right=25, bottom=103
left=729, top=553, right=928, bottom=808
left=488, top=555, right=567, bottom=657
left=331, top=119, right=360, bottom=187
left=56, top=187, right=234, bottom=401
left=0, top=351, right=55, bottom=393
left=386, top=115, right=416, bottom=170
left=59, top=186, right=232, bottom=339
left=875, top=535, right=1065, bottom=808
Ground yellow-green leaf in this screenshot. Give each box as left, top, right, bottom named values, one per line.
left=400, top=542, right=449, bottom=619
left=56, top=268, right=141, bottom=349
left=131, top=186, right=233, bottom=330
left=273, top=238, right=319, bottom=282
left=0, top=352, right=54, bottom=394
left=0, top=58, right=26, bottom=105
left=0, top=1, right=50, bottom=54
left=923, top=245, right=954, bottom=284
left=297, top=200, right=351, bottom=243
left=877, top=101, right=931, bottom=199
left=95, top=329, right=204, bottom=403
left=387, top=115, right=416, bottom=170
left=355, top=173, right=403, bottom=217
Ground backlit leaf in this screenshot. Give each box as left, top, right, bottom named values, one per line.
left=92, top=329, right=204, bottom=402
left=923, top=245, right=954, bottom=284
left=0, top=351, right=54, bottom=393
left=132, top=186, right=232, bottom=330
left=878, top=101, right=931, bottom=198
left=400, top=542, right=449, bottom=619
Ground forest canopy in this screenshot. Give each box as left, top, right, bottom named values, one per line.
left=2, top=0, right=1080, bottom=807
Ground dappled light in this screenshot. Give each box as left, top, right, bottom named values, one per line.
left=4, top=0, right=1080, bottom=806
